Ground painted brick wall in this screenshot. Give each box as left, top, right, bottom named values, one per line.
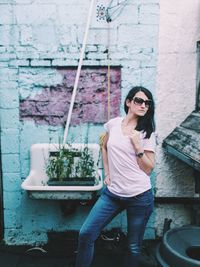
left=0, top=0, right=159, bottom=244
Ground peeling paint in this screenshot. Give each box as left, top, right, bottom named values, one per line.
left=20, top=67, right=121, bottom=126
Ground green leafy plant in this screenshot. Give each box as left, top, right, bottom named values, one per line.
left=75, top=146, right=95, bottom=178
left=45, top=144, right=96, bottom=185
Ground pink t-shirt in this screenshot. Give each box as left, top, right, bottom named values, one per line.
left=104, top=117, right=156, bottom=197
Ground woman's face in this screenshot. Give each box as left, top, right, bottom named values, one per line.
left=126, top=91, right=151, bottom=117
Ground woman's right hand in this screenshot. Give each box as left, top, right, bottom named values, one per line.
left=104, top=174, right=111, bottom=186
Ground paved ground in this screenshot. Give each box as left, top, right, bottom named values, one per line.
left=0, top=231, right=160, bottom=267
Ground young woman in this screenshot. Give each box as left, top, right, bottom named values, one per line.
left=75, top=86, right=156, bottom=267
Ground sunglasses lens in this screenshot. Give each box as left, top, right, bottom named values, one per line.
left=145, top=100, right=151, bottom=107
left=134, top=97, right=143, bottom=105
left=133, top=97, right=151, bottom=107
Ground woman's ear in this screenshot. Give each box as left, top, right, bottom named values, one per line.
left=126, top=99, right=131, bottom=109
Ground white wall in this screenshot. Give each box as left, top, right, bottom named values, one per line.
left=155, top=0, right=200, bottom=235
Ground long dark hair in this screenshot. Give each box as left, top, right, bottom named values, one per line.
left=124, top=86, right=155, bottom=138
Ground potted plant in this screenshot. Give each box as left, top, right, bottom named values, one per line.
left=45, top=143, right=99, bottom=186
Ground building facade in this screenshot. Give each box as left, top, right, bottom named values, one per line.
left=0, top=0, right=199, bottom=244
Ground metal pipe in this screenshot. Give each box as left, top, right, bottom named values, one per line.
left=63, top=0, right=95, bottom=144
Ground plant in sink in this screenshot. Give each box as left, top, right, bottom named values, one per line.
left=45, top=144, right=98, bottom=186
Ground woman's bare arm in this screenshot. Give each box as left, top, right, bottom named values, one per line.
left=101, top=133, right=111, bottom=185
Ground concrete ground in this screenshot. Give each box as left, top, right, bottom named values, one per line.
left=0, top=231, right=160, bottom=267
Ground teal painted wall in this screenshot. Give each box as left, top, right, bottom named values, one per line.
left=0, top=0, right=159, bottom=245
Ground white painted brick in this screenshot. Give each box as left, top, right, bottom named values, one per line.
left=0, top=68, right=18, bottom=81
left=122, top=67, right=142, bottom=86
left=141, top=67, right=156, bottom=90
left=121, top=46, right=141, bottom=54
left=32, top=25, right=57, bottom=45
left=0, top=0, right=15, bottom=3
left=70, top=25, right=78, bottom=46
left=13, top=0, right=32, bottom=3
left=51, top=59, right=68, bottom=66
left=0, top=89, right=19, bottom=109
left=2, top=153, right=20, bottom=173
left=134, top=0, right=159, bottom=3
left=88, top=28, right=118, bottom=46
left=139, top=4, right=160, bottom=24
left=87, top=52, right=107, bottom=60
left=68, top=44, right=79, bottom=53
left=0, top=81, right=18, bottom=89
left=0, top=25, right=10, bottom=46
left=15, top=50, right=39, bottom=60
left=140, top=57, right=157, bottom=67
left=55, top=25, right=71, bottom=46
left=1, top=129, right=20, bottom=154
left=0, top=4, right=13, bottom=24
left=30, top=59, right=52, bottom=67
left=86, top=45, right=98, bottom=52
left=81, top=60, right=101, bottom=66
left=96, top=45, right=107, bottom=52
left=14, top=4, right=56, bottom=24
left=3, top=173, right=21, bottom=192
left=19, top=67, right=63, bottom=89
left=97, top=59, right=121, bottom=66
left=57, top=4, right=88, bottom=25
left=20, top=25, right=33, bottom=45
left=0, top=62, right=9, bottom=67
left=65, top=53, right=80, bottom=60
left=118, top=24, right=159, bottom=49
left=34, top=0, right=88, bottom=4
left=111, top=51, right=140, bottom=61
left=0, top=47, right=6, bottom=53
left=32, top=44, right=58, bottom=55
left=0, top=108, right=19, bottom=128
left=9, top=59, right=30, bottom=67
left=0, top=25, right=20, bottom=46
left=121, top=60, right=140, bottom=69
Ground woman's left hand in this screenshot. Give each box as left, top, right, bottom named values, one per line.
left=130, top=129, right=141, bottom=150
left=104, top=174, right=111, bottom=186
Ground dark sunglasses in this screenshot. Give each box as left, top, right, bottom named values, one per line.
left=133, top=97, right=152, bottom=108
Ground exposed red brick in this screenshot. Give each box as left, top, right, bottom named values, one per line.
left=20, top=67, right=121, bottom=126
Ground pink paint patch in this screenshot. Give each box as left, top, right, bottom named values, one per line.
left=20, top=67, right=121, bottom=126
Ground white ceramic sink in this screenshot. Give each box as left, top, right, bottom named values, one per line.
left=21, top=143, right=103, bottom=200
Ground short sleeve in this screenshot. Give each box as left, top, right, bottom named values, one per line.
left=142, top=132, right=156, bottom=153
left=103, top=117, right=121, bottom=133
left=104, top=121, right=109, bottom=132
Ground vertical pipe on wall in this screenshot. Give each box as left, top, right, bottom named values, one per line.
left=63, top=0, right=95, bottom=145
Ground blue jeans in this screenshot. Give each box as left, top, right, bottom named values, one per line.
left=75, top=187, right=154, bottom=267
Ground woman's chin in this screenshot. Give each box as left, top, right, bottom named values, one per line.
left=137, top=111, right=146, bottom=116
